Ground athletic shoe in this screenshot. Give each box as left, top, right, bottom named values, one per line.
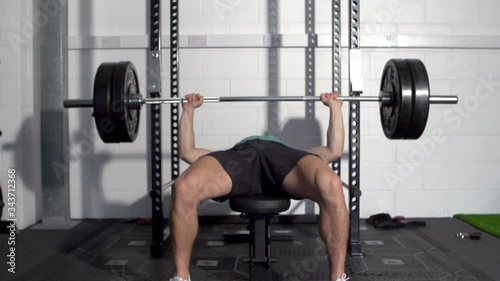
left=169, top=276, right=190, bottom=281
left=335, top=273, right=350, bottom=281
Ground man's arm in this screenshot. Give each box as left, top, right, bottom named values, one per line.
left=179, top=93, right=211, bottom=164
left=308, top=93, right=345, bottom=163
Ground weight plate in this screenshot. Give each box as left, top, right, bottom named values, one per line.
left=93, top=63, right=116, bottom=143
left=379, top=59, right=414, bottom=139
left=405, top=59, right=430, bottom=139
left=111, top=61, right=141, bottom=143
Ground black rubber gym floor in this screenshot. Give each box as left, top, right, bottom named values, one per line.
left=0, top=217, right=499, bottom=281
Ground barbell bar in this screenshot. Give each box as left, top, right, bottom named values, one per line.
left=63, top=59, right=459, bottom=143
left=63, top=94, right=457, bottom=108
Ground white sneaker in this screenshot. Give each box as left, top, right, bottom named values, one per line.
left=335, top=273, right=350, bottom=281
left=169, top=276, right=190, bottom=281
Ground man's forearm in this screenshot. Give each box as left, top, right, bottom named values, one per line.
left=179, top=109, right=196, bottom=161
left=179, top=108, right=211, bottom=164
left=327, top=107, right=344, bottom=158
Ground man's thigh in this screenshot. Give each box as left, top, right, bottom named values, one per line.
left=178, top=155, right=232, bottom=201
left=281, top=155, right=339, bottom=202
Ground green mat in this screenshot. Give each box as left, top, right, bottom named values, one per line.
left=454, top=214, right=500, bottom=238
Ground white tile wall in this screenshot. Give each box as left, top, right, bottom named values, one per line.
left=280, top=50, right=307, bottom=79
left=365, top=50, right=425, bottom=80
left=0, top=16, right=20, bottom=45
left=360, top=136, right=397, bottom=164
left=362, top=24, right=398, bottom=36
left=0, top=0, right=19, bottom=15
left=196, top=136, right=232, bottom=151
left=359, top=191, right=395, bottom=218
left=0, top=106, right=21, bottom=138
left=475, top=137, right=500, bottom=162
left=0, top=46, right=21, bottom=75
left=397, top=24, right=453, bottom=36
left=427, top=107, right=478, bottom=136
left=478, top=108, right=500, bottom=135
left=68, top=0, right=147, bottom=36
left=359, top=108, right=385, bottom=136
left=203, top=0, right=259, bottom=25
left=230, top=79, right=268, bottom=97
left=202, top=50, right=259, bottom=79
left=278, top=0, right=305, bottom=24
left=361, top=163, right=425, bottom=191
left=479, top=51, right=500, bottom=79
left=453, top=24, right=500, bottom=36
left=449, top=191, right=500, bottom=214
left=424, top=163, right=478, bottom=190
left=315, top=50, right=333, bottom=79
left=448, top=136, right=479, bottom=162
left=476, top=163, right=500, bottom=189
left=0, top=136, right=22, bottom=169
left=395, top=191, right=453, bottom=217
left=362, top=0, right=425, bottom=24
left=315, top=0, right=332, bottom=24
left=397, top=137, right=450, bottom=163
left=396, top=190, right=500, bottom=217
left=0, top=75, right=20, bottom=107
left=425, top=51, right=480, bottom=80
left=199, top=107, right=258, bottom=136
left=479, top=0, right=500, bottom=25
left=179, top=50, right=203, bottom=79
left=426, top=0, right=480, bottom=24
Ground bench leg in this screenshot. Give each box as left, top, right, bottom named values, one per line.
left=248, top=216, right=282, bottom=281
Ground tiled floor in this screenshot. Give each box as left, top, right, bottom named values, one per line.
left=0, top=217, right=498, bottom=281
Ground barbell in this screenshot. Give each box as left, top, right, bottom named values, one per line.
left=63, top=59, right=458, bottom=143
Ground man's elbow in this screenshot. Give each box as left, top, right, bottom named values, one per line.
left=179, top=150, right=194, bottom=164
left=327, top=149, right=343, bottom=163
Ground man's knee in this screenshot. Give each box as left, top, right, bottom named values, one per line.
left=315, top=168, right=344, bottom=203
left=173, top=175, right=202, bottom=208
left=173, top=169, right=230, bottom=206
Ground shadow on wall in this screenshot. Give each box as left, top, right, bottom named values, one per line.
left=2, top=116, right=41, bottom=210
left=274, top=119, right=322, bottom=151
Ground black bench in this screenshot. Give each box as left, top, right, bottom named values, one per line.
left=228, top=195, right=291, bottom=281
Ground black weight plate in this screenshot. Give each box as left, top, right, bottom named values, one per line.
left=379, top=59, right=414, bottom=139
left=93, top=63, right=117, bottom=143
left=405, top=59, right=430, bottom=139
left=111, top=61, right=140, bottom=143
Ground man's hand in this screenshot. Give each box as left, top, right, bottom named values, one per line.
left=321, top=92, right=343, bottom=111
left=182, top=93, right=204, bottom=111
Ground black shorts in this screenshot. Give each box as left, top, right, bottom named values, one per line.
left=205, top=139, right=317, bottom=202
